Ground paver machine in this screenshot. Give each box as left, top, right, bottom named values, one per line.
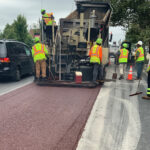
left=38, top=0, right=112, bottom=88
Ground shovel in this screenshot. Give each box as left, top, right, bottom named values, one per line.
left=129, top=79, right=143, bottom=96
left=129, top=66, right=144, bottom=97
left=112, top=63, right=117, bottom=79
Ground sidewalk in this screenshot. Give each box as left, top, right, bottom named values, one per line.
left=76, top=64, right=149, bottom=150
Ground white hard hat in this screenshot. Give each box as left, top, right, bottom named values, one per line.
left=137, top=41, right=143, bottom=46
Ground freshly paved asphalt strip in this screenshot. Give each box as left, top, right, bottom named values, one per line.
left=0, top=83, right=100, bottom=150
left=76, top=64, right=150, bottom=150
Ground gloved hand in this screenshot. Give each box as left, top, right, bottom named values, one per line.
left=146, top=54, right=150, bottom=60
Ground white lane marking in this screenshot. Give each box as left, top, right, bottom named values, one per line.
left=76, top=81, right=141, bottom=150
left=76, top=83, right=111, bottom=150
left=115, top=96, right=141, bottom=150
left=0, top=78, right=33, bottom=96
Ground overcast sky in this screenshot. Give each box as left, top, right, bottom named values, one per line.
left=0, top=0, right=125, bottom=43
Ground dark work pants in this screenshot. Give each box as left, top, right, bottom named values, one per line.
left=92, top=63, right=103, bottom=81
left=147, top=71, right=150, bottom=97
left=93, top=63, right=99, bottom=81
left=136, top=62, right=144, bottom=79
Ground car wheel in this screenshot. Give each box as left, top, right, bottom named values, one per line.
left=13, top=68, right=21, bottom=81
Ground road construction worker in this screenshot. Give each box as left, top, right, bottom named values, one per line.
left=89, top=38, right=103, bottom=82
left=41, top=9, right=55, bottom=26
left=135, top=41, right=145, bottom=80
left=143, top=43, right=150, bottom=100
left=117, top=43, right=129, bottom=80
left=32, top=37, right=48, bottom=81
left=41, top=9, right=56, bottom=43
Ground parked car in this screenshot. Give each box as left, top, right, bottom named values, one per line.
left=0, top=40, right=34, bottom=81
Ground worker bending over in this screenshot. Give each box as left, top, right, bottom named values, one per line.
left=117, top=43, right=129, bottom=80
left=135, top=41, right=145, bottom=80
left=32, top=37, right=48, bottom=81
left=89, top=38, right=103, bottom=82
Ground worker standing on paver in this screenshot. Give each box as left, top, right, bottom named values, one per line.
left=41, top=9, right=52, bottom=26
left=32, top=37, right=48, bottom=81
left=89, top=38, right=103, bottom=82
left=117, top=43, right=129, bottom=80
left=41, top=9, right=56, bottom=43
left=135, top=41, right=145, bottom=80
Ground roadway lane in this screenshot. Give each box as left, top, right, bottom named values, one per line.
left=77, top=64, right=150, bottom=150
left=0, top=76, right=34, bottom=95
left=0, top=83, right=100, bottom=150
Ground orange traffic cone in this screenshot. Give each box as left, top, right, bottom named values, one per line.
left=127, top=65, right=133, bottom=80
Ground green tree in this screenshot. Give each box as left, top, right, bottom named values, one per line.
left=3, top=23, right=16, bottom=39
left=110, top=0, right=150, bottom=44
left=1, top=14, right=34, bottom=47
left=14, top=15, right=28, bottom=42
left=25, top=34, right=34, bottom=48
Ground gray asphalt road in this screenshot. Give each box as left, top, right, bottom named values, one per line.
left=0, top=76, right=34, bottom=95
left=77, top=64, right=150, bottom=150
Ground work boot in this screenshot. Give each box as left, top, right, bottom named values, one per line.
left=34, top=77, right=40, bottom=82
left=92, top=81, right=98, bottom=85
left=119, top=75, right=124, bottom=80
left=41, top=77, right=47, bottom=81
left=142, top=96, right=150, bottom=100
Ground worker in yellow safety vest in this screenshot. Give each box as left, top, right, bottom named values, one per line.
left=118, top=43, right=129, bottom=80
left=143, top=42, right=150, bottom=100
left=32, top=37, right=48, bottom=81
left=135, top=41, right=145, bottom=80
left=89, top=38, right=103, bottom=82
left=41, top=9, right=56, bottom=26
left=41, top=9, right=56, bottom=43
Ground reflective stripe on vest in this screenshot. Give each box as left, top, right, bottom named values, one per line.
left=147, top=88, right=150, bottom=95
left=136, top=47, right=144, bottom=62
left=90, top=45, right=101, bottom=64
left=42, top=13, right=51, bottom=25
left=33, top=44, right=45, bottom=56
left=119, top=48, right=128, bottom=63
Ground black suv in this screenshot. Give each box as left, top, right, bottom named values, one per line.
left=0, top=40, right=34, bottom=81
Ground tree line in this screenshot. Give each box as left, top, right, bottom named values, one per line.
left=111, top=0, right=150, bottom=45
left=0, top=15, right=33, bottom=47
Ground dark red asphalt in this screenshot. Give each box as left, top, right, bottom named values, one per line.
left=0, top=84, right=100, bottom=150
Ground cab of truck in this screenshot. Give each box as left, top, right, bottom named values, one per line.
left=0, top=40, right=34, bottom=81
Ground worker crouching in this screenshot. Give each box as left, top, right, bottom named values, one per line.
left=118, top=43, right=129, bottom=80
left=32, top=37, right=48, bottom=81
left=89, top=38, right=103, bottom=83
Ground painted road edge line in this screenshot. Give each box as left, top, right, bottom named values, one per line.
left=76, top=83, right=111, bottom=150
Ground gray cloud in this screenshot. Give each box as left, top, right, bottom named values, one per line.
left=0, top=0, right=125, bottom=41
left=0, top=0, right=76, bottom=31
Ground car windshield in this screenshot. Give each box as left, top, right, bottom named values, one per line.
left=0, top=42, right=6, bottom=57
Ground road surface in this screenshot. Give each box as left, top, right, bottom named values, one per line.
left=77, top=64, right=150, bottom=150
left=0, top=76, right=34, bottom=95
left=0, top=81, right=100, bottom=150
left=0, top=64, right=150, bottom=150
